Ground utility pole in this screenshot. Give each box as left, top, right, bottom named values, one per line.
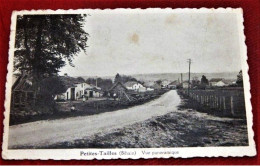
left=95, top=76, right=98, bottom=87
left=187, top=59, right=192, bottom=96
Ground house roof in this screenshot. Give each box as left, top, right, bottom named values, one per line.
left=143, top=81, right=161, bottom=88
left=210, top=78, right=223, bottom=82
left=85, top=84, right=102, bottom=90
left=222, top=80, right=234, bottom=84
left=124, top=81, right=139, bottom=87
left=12, top=74, right=33, bottom=91
left=109, top=81, right=128, bottom=91
left=169, top=80, right=179, bottom=85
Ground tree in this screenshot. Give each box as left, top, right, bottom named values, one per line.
left=192, top=77, right=200, bottom=87
left=114, top=73, right=122, bottom=83
left=201, top=75, right=209, bottom=85
left=38, top=76, right=67, bottom=113
left=77, top=77, right=85, bottom=82
left=14, top=14, right=88, bottom=83
left=86, top=77, right=113, bottom=91
left=236, top=70, right=243, bottom=87
left=156, top=80, right=162, bottom=85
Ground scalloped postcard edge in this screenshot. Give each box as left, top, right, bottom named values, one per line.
left=2, top=8, right=256, bottom=160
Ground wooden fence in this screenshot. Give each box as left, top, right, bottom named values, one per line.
left=11, top=90, right=36, bottom=108
left=178, top=88, right=246, bottom=118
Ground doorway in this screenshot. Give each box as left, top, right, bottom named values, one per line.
left=71, top=88, right=75, bottom=100
left=89, top=91, right=93, bottom=98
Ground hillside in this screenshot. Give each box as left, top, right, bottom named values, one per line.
left=80, top=72, right=238, bottom=83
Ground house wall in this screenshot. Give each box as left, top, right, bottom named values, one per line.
left=168, top=85, right=177, bottom=89
left=161, top=81, right=170, bottom=87
left=210, top=81, right=227, bottom=87
left=110, top=84, right=127, bottom=97
left=55, top=83, right=86, bottom=101
left=183, top=83, right=189, bottom=89
left=85, top=89, right=100, bottom=98
left=127, top=83, right=144, bottom=91
left=215, top=81, right=227, bottom=87
left=146, top=87, right=154, bottom=91
left=55, top=88, right=72, bottom=100
left=75, top=83, right=85, bottom=99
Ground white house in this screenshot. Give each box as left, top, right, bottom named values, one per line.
left=85, top=85, right=103, bottom=98
left=182, top=81, right=190, bottom=89
left=143, top=81, right=161, bottom=91
left=55, top=76, right=87, bottom=101
left=161, top=80, right=171, bottom=88
left=167, top=80, right=179, bottom=89
left=124, top=81, right=145, bottom=92
left=210, top=78, right=228, bottom=87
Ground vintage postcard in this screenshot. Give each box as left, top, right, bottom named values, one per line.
left=2, top=8, right=256, bottom=159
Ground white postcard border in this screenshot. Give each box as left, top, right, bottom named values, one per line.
left=2, top=8, right=256, bottom=160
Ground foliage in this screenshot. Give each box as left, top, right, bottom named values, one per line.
left=86, top=78, right=113, bottom=91
left=77, top=77, right=85, bottom=82
left=14, top=14, right=88, bottom=82
left=114, top=73, right=138, bottom=84
left=155, top=80, right=162, bottom=85
left=37, top=76, right=67, bottom=113
left=114, top=73, right=122, bottom=83
left=236, top=70, right=243, bottom=87
left=201, top=75, right=209, bottom=85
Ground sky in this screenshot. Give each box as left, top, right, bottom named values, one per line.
left=59, top=10, right=242, bottom=77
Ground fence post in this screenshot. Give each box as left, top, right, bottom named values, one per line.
left=212, top=95, right=214, bottom=108
left=231, top=96, right=234, bottom=116
left=223, top=96, right=226, bottom=114
left=219, top=96, right=222, bottom=110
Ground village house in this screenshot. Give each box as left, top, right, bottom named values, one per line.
left=182, top=81, right=190, bottom=89
left=143, top=81, right=162, bottom=91
left=108, top=82, right=129, bottom=100
left=54, top=76, right=87, bottom=101
left=84, top=84, right=103, bottom=98
left=11, top=73, right=35, bottom=107
left=161, top=80, right=171, bottom=88
left=209, top=78, right=228, bottom=87
left=124, top=81, right=146, bottom=92
left=167, top=80, right=179, bottom=89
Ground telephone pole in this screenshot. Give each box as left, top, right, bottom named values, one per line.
left=187, top=59, right=192, bottom=96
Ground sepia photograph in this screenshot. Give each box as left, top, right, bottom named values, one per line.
left=2, top=8, right=255, bottom=159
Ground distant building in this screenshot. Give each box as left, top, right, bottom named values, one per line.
left=108, top=82, right=130, bottom=100
left=167, top=80, right=179, bottom=89
left=143, top=81, right=162, bottom=91
left=84, top=85, right=103, bottom=98
left=124, top=81, right=145, bottom=92
left=182, top=81, right=190, bottom=89
left=209, top=78, right=228, bottom=87
left=161, top=80, right=171, bottom=88
left=11, top=73, right=35, bottom=107
left=55, top=75, right=88, bottom=101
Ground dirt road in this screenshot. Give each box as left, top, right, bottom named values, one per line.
left=9, top=90, right=181, bottom=148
